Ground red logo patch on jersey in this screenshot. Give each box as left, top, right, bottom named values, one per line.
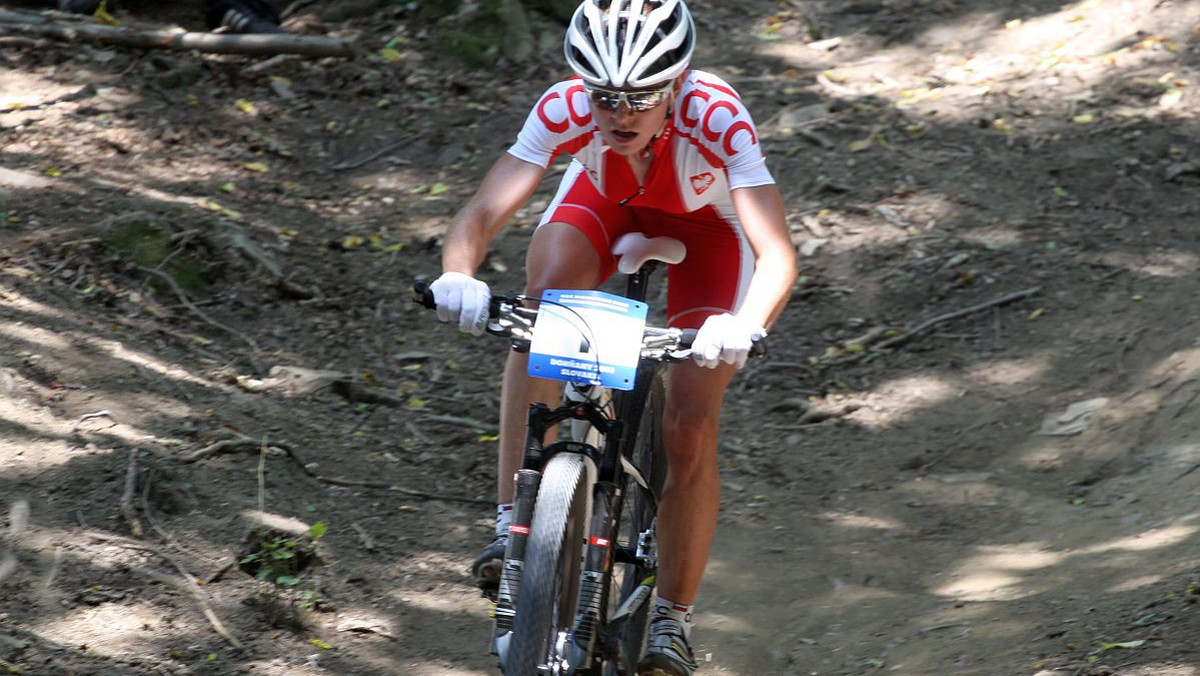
left=690, top=172, right=715, bottom=194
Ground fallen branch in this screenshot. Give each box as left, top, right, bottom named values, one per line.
left=182, top=431, right=491, bottom=505
left=70, top=409, right=112, bottom=434
left=338, top=624, right=398, bottom=641
left=870, top=286, right=1041, bottom=353
left=319, top=475, right=493, bottom=505
left=0, top=9, right=356, bottom=58
left=137, top=265, right=264, bottom=370
left=918, top=621, right=971, bottom=635
left=119, top=449, right=144, bottom=539
left=84, top=530, right=243, bottom=649
left=422, top=413, right=496, bottom=432
left=767, top=397, right=862, bottom=424
left=182, top=436, right=300, bottom=466
left=330, top=137, right=412, bottom=171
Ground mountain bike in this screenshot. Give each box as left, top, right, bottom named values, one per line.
left=417, top=233, right=761, bottom=675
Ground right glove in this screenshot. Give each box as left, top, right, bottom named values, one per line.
left=691, top=312, right=765, bottom=369
left=429, top=272, right=491, bottom=336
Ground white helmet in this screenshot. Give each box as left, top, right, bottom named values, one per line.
left=564, top=0, right=696, bottom=89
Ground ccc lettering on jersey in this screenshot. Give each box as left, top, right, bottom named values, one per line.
left=536, top=83, right=592, bottom=133
left=675, top=80, right=762, bottom=166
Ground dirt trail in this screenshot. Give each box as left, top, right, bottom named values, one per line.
left=2, top=0, right=1200, bottom=675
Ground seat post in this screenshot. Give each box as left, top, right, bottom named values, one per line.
left=623, top=260, right=659, bottom=303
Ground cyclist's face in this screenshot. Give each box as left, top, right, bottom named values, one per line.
left=592, top=81, right=678, bottom=157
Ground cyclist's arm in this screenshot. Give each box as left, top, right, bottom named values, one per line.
left=729, top=183, right=797, bottom=329
left=442, top=153, right=547, bottom=275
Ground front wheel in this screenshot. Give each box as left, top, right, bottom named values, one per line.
left=505, top=453, right=593, bottom=675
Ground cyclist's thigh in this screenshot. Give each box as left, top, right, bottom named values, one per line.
left=644, top=211, right=753, bottom=330
left=526, top=223, right=602, bottom=294
left=530, top=161, right=636, bottom=292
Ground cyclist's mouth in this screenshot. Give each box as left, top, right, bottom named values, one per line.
left=612, top=130, right=638, bottom=141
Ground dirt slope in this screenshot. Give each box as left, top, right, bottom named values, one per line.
left=2, top=1, right=1200, bottom=675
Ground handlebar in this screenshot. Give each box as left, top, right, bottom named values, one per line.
left=412, top=278, right=765, bottom=362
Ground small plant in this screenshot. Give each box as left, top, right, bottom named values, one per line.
left=238, top=521, right=327, bottom=587
left=102, top=213, right=211, bottom=296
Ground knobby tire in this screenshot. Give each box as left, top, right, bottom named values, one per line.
left=506, top=453, right=592, bottom=675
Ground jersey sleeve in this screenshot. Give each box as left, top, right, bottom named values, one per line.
left=507, top=80, right=597, bottom=169
left=680, top=74, right=776, bottom=190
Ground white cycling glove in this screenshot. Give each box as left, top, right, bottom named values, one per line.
left=691, top=313, right=765, bottom=369
left=429, top=272, right=491, bottom=336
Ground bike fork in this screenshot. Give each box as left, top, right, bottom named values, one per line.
left=567, top=481, right=615, bottom=670
left=492, top=468, right=540, bottom=660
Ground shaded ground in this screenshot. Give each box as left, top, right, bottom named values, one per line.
left=2, top=0, right=1200, bottom=674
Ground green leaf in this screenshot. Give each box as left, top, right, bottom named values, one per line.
left=1100, top=640, right=1146, bottom=650
left=276, top=575, right=301, bottom=587
left=307, top=521, right=328, bottom=539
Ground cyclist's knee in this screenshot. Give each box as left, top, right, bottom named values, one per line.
left=525, top=221, right=601, bottom=293
left=660, top=410, right=719, bottom=482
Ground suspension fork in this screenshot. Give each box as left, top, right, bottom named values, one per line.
left=493, top=401, right=614, bottom=657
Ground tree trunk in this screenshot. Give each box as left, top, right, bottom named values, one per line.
left=0, top=9, right=357, bottom=58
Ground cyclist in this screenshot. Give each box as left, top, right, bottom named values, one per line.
left=429, top=0, right=796, bottom=673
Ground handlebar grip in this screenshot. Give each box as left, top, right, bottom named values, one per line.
left=675, top=330, right=765, bottom=357
left=413, top=278, right=515, bottom=321
left=750, top=335, right=768, bottom=358
left=412, top=278, right=436, bottom=309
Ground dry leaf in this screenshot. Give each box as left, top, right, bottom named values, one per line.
left=94, top=0, right=119, bottom=25
left=1159, top=89, right=1183, bottom=108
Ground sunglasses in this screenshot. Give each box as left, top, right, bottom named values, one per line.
left=585, top=81, right=674, bottom=112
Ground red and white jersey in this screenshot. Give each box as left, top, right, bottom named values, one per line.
left=507, top=70, right=775, bottom=218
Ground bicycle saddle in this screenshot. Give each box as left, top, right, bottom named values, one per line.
left=612, top=233, right=687, bottom=275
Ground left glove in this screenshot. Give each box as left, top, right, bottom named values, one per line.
left=691, top=313, right=765, bottom=369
